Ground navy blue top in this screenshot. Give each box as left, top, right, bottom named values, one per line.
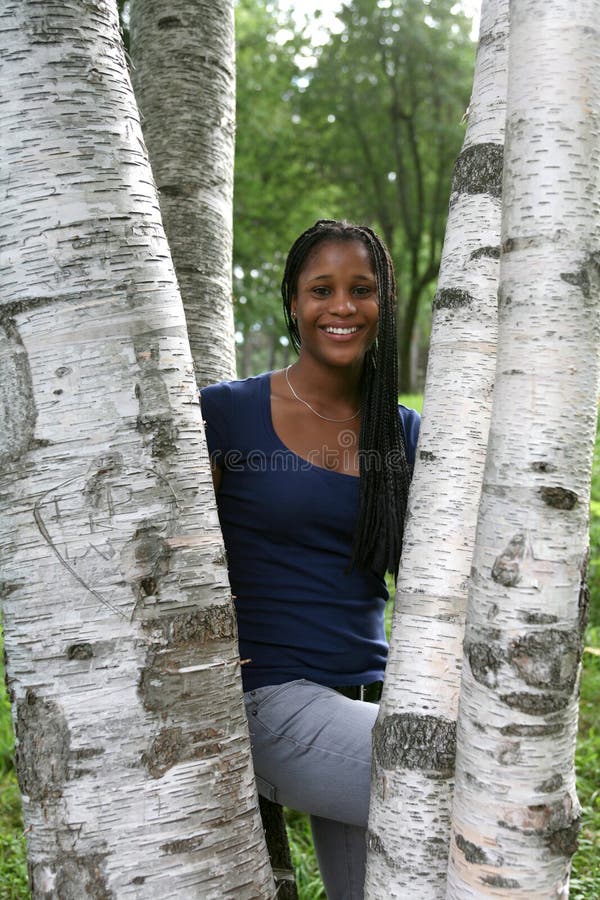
left=201, top=372, right=420, bottom=691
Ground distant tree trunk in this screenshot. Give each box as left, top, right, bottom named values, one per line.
left=365, top=1, right=508, bottom=896
left=0, top=2, right=273, bottom=896
left=447, top=1, right=600, bottom=895
left=129, top=0, right=237, bottom=387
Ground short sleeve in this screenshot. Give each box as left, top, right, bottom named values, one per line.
left=200, top=381, right=233, bottom=468
left=399, top=405, right=420, bottom=469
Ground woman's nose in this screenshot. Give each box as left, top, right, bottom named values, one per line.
left=327, top=290, right=356, bottom=315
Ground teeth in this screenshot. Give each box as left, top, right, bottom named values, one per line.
left=324, top=327, right=359, bottom=335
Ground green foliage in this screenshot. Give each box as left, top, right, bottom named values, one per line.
left=233, top=1, right=475, bottom=384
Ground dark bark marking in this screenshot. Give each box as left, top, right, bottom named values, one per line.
left=15, top=691, right=69, bottom=801
left=83, top=453, right=123, bottom=508
left=500, top=691, right=571, bottom=715
left=469, top=245, right=500, bottom=260
left=500, top=722, right=562, bottom=737
left=546, top=816, right=580, bottom=857
left=466, top=640, right=503, bottom=689
left=0, top=321, right=37, bottom=466
left=508, top=629, right=580, bottom=692
left=138, top=606, right=236, bottom=715
left=432, top=288, right=473, bottom=312
left=67, top=643, right=94, bottom=660
left=31, top=851, right=113, bottom=899
left=157, top=16, right=182, bottom=29
left=539, top=486, right=578, bottom=510
left=491, top=533, right=525, bottom=587
left=537, top=774, right=564, bottom=793
left=454, top=833, right=491, bottom=865
left=142, top=725, right=227, bottom=779
left=131, top=876, right=146, bottom=885
left=73, top=747, right=104, bottom=760
left=419, top=450, right=436, bottom=461
left=142, top=604, right=235, bottom=645
left=372, top=713, right=456, bottom=773
left=481, top=874, right=521, bottom=889
left=499, top=795, right=580, bottom=859
left=451, top=143, right=503, bottom=198
left=55, top=366, right=72, bottom=377
left=135, top=342, right=178, bottom=459
left=160, top=834, right=205, bottom=854
left=121, top=523, right=171, bottom=609
left=366, top=831, right=399, bottom=870
left=579, top=549, right=590, bottom=636
left=0, top=580, right=19, bottom=599
left=520, top=612, right=558, bottom=625
left=531, top=460, right=556, bottom=473
left=560, top=252, right=600, bottom=302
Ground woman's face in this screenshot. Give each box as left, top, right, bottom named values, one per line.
left=291, top=239, right=379, bottom=370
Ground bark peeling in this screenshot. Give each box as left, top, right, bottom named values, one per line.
left=508, top=629, right=580, bottom=692
left=15, top=691, right=70, bottom=802
left=134, top=343, right=179, bottom=459
left=372, top=713, right=456, bottom=772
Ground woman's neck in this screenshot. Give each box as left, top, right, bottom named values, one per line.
left=288, top=355, right=363, bottom=407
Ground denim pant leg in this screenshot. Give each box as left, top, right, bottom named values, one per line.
left=244, top=679, right=379, bottom=900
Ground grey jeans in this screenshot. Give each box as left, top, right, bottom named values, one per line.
left=243, top=678, right=379, bottom=900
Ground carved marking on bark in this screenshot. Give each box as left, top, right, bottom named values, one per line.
left=539, top=486, right=578, bottom=509
left=372, top=713, right=456, bottom=773
left=432, top=288, right=473, bottom=311
left=451, top=142, right=504, bottom=198
left=491, top=533, right=525, bottom=586
left=469, top=245, right=500, bottom=260
left=83, top=453, right=123, bottom=508
left=15, top=691, right=69, bottom=801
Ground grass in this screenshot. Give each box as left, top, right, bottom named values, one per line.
left=1, top=397, right=598, bottom=897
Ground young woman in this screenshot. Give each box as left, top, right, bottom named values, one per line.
left=201, top=220, right=419, bottom=899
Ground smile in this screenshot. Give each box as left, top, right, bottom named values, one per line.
left=322, top=326, right=360, bottom=335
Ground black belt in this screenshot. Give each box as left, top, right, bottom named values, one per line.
left=333, top=682, right=383, bottom=703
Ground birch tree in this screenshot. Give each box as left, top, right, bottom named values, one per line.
left=0, top=1, right=273, bottom=896
left=447, top=1, right=600, bottom=895
left=129, top=0, right=236, bottom=386
left=365, top=2, right=508, bottom=895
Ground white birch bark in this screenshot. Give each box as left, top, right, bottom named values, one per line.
left=446, top=1, right=600, bottom=895
left=365, top=2, right=508, bottom=896
left=0, top=2, right=273, bottom=897
left=129, top=0, right=237, bottom=387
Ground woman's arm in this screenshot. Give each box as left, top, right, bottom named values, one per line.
left=211, top=463, right=222, bottom=494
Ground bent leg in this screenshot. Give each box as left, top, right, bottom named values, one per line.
left=244, top=680, right=379, bottom=899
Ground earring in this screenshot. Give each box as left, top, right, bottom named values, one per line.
left=291, top=311, right=297, bottom=320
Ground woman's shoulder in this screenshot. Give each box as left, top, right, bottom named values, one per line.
left=201, top=370, right=271, bottom=402
left=398, top=403, right=420, bottom=464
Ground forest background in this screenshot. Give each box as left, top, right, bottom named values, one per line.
left=1, top=0, right=599, bottom=897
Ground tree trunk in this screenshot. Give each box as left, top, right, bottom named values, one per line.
left=0, top=2, right=273, bottom=896
left=365, top=2, right=508, bottom=896
left=447, top=1, right=600, bottom=895
left=129, top=0, right=237, bottom=388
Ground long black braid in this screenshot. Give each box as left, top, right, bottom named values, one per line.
left=281, top=219, right=412, bottom=578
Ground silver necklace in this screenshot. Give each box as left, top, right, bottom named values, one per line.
left=284, top=365, right=360, bottom=423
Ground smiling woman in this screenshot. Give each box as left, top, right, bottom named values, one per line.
left=200, top=219, right=420, bottom=900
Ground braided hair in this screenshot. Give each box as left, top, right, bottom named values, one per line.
left=281, top=219, right=411, bottom=578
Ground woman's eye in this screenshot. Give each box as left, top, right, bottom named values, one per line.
left=353, top=286, right=372, bottom=296
left=312, top=286, right=330, bottom=296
